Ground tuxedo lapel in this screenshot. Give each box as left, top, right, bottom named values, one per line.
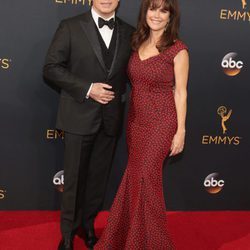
left=109, top=17, right=129, bottom=78
left=79, top=12, right=107, bottom=74
left=108, top=18, right=120, bottom=79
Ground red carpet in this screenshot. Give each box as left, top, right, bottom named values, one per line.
left=0, top=211, right=249, bottom=250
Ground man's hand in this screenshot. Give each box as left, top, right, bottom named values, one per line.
left=89, top=83, right=115, bottom=104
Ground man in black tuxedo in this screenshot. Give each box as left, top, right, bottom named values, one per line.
left=43, top=1, right=134, bottom=249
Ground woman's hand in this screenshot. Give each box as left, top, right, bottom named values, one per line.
left=169, top=130, right=186, bottom=156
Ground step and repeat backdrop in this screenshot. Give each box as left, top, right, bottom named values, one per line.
left=0, top=0, right=249, bottom=210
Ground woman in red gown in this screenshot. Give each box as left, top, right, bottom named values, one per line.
left=95, top=0, right=189, bottom=249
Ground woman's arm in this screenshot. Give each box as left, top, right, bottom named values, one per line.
left=170, top=49, right=189, bottom=156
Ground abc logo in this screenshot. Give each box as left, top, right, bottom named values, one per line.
left=0, top=58, right=11, bottom=69
left=0, top=189, right=6, bottom=200
left=221, top=52, right=243, bottom=76
left=53, top=170, right=64, bottom=192
left=204, top=173, right=225, bottom=194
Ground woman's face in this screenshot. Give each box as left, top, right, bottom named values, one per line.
left=146, top=4, right=170, bottom=33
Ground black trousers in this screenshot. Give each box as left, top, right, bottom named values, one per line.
left=60, top=127, right=117, bottom=237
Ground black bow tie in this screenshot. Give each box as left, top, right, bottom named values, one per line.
left=98, top=17, right=115, bottom=30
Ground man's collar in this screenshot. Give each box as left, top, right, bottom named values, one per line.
left=91, top=7, right=115, bottom=27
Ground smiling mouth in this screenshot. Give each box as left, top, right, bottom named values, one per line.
left=150, top=20, right=162, bottom=24
left=100, top=2, right=112, bottom=7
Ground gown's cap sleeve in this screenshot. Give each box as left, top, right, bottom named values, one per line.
left=172, top=40, right=188, bottom=58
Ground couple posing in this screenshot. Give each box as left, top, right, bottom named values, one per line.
left=44, top=0, right=189, bottom=249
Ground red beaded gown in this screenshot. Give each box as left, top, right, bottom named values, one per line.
left=95, top=40, right=187, bottom=250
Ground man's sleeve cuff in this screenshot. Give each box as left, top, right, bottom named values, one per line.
left=86, top=83, right=93, bottom=99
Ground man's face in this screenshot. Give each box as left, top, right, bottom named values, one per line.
left=92, top=0, right=119, bottom=18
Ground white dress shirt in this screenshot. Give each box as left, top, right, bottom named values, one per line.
left=91, top=7, right=115, bottom=48
left=86, top=8, right=116, bottom=98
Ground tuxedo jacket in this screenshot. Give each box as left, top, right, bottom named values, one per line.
left=43, top=11, right=134, bottom=136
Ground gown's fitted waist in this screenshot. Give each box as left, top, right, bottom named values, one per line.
left=131, top=82, right=174, bottom=94
left=129, top=86, right=177, bottom=126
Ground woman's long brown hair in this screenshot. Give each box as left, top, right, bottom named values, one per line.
left=131, top=0, right=180, bottom=52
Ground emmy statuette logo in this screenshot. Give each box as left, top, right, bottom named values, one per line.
left=201, top=106, right=242, bottom=145
left=204, top=173, right=225, bottom=194
left=217, top=106, right=232, bottom=134
left=221, top=53, right=243, bottom=76
left=242, top=0, right=247, bottom=9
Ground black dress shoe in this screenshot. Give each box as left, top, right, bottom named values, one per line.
left=58, top=237, right=73, bottom=250
left=84, top=228, right=98, bottom=249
